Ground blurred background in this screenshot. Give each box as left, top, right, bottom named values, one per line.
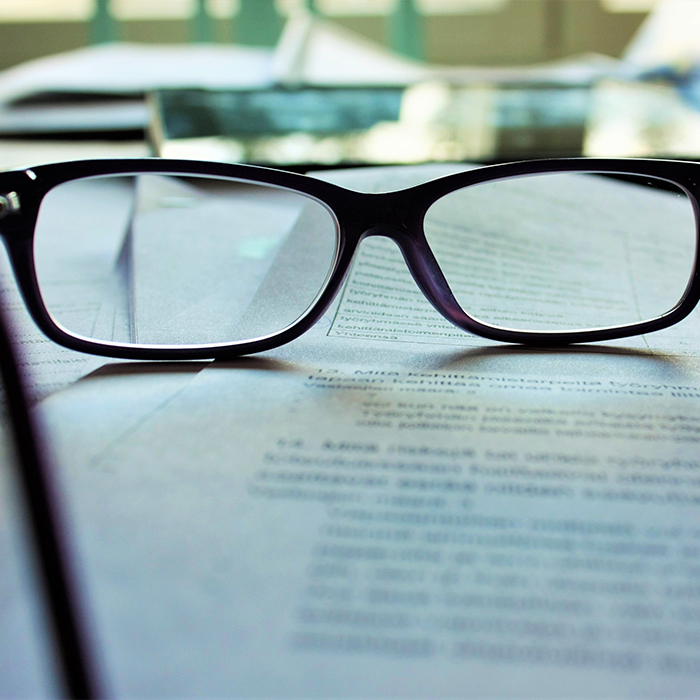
left=0, top=0, right=656, bottom=70
left=0, top=0, right=697, bottom=168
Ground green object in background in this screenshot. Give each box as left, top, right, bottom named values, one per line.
left=235, top=0, right=283, bottom=47
left=389, top=0, right=424, bottom=61
left=191, top=0, right=213, bottom=43
left=90, top=0, right=118, bottom=44
left=304, top=0, right=321, bottom=15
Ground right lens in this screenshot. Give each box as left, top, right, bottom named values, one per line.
left=33, top=174, right=339, bottom=347
left=424, top=172, right=697, bottom=333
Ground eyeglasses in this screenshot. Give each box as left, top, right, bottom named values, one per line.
left=0, top=157, right=698, bottom=360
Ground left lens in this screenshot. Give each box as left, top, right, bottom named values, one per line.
left=34, top=174, right=339, bottom=347
left=424, top=172, right=697, bottom=333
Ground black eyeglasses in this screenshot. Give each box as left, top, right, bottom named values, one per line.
left=0, top=157, right=698, bottom=360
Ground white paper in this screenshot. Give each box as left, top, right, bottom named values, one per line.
left=35, top=321, right=700, bottom=698
left=0, top=43, right=274, bottom=106
left=0, top=41, right=273, bottom=135
left=3, top=175, right=144, bottom=402
left=0, top=100, right=149, bottom=135
left=320, top=168, right=696, bottom=340
left=273, top=13, right=628, bottom=88
left=623, top=0, right=700, bottom=68
left=0, top=252, right=103, bottom=403
left=272, top=13, right=429, bottom=86
left=0, top=427, right=57, bottom=696
left=0, top=139, right=150, bottom=404
left=126, top=174, right=335, bottom=345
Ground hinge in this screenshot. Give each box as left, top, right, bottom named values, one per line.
left=0, top=191, right=20, bottom=218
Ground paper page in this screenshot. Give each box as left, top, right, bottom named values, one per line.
left=0, top=253, right=102, bottom=403
left=0, top=140, right=152, bottom=404
left=0, top=360, right=208, bottom=699
left=5, top=175, right=144, bottom=401
left=32, top=163, right=700, bottom=697
left=272, top=13, right=626, bottom=88
left=272, top=13, right=428, bottom=86
left=0, top=43, right=274, bottom=106
left=0, top=42, right=272, bottom=136
left=317, top=168, right=697, bottom=344
left=0, top=414, right=57, bottom=696
left=623, top=0, right=700, bottom=68
left=0, top=100, right=149, bottom=135
left=127, top=174, right=321, bottom=345
left=36, top=321, right=700, bottom=698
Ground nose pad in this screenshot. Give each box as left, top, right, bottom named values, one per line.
left=359, top=225, right=471, bottom=329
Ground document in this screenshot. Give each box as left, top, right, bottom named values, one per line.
left=0, top=173, right=139, bottom=401
left=36, top=326, right=700, bottom=697
left=318, top=166, right=696, bottom=342
left=24, top=164, right=700, bottom=697
left=0, top=253, right=103, bottom=402
left=273, top=13, right=628, bottom=88
left=128, top=174, right=309, bottom=345
left=0, top=42, right=274, bottom=136
left=0, top=422, right=55, bottom=695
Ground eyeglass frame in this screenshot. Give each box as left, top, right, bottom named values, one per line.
left=0, top=156, right=699, bottom=361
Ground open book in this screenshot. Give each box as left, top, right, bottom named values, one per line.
left=2, top=162, right=700, bottom=697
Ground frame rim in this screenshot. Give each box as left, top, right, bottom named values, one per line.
left=0, top=156, right=698, bottom=359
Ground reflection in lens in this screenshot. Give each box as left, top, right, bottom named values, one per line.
left=34, top=174, right=339, bottom=347
left=424, top=173, right=697, bottom=332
